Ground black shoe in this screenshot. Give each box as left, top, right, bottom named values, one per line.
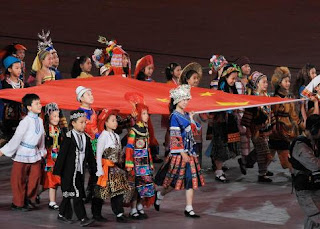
left=80, top=217, right=95, bottom=227
left=129, top=212, right=143, bottom=220
left=184, top=210, right=200, bottom=218
left=137, top=210, right=148, bottom=219
left=116, top=215, right=128, bottom=223
left=215, top=174, right=230, bottom=183
left=11, top=203, right=29, bottom=212
left=48, top=204, right=59, bottom=210
left=35, top=195, right=40, bottom=204
left=266, top=171, right=274, bottom=176
left=153, top=156, right=163, bottom=163
left=92, top=215, right=108, bottom=222
left=258, top=175, right=272, bottom=183
left=57, top=214, right=73, bottom=224
left=26, top=199, right=38, bottom=210
left=238, top=158, right=247, bottom=175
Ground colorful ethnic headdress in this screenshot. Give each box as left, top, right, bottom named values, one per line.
left=70, top=110, right=86, bottom=121
left=170, top=84, right=192, bottom=105
left=45, top=102, right=59, bottom=116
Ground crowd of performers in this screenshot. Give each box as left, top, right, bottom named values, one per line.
left=0, top=30, right=320, bottom=227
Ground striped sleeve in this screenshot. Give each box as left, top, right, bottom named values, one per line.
left=125, top=129, right=136, bottom=168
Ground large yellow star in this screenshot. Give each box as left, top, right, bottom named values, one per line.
left=200, top=92, right=215, bottom=96
left=157, top=98, right=170, bottom=103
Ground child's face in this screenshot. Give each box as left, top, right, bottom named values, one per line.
left=241, top=64, right=251, bottom=76
left=49, top=110, right=60, bottom=126
left=173, top=66, right=182, bottom=79
left=80, top=91, right=94, bottom=105
left=144, top=64, right=154, bottom=77
left=257, top=76, right=268, bottom=92
left=177, top=99, right=189, bottom=110
left=80, top=58, right=92, bottom=73
left=27, top=99, right=42, bottom=114
left=106, top=115, right=118, bottom=131
left=141, top=109, right=149, bottom=123
left=122, top=54, right=129, bottom=67
left=187, top=73, right=200, bottom=87
left=42, top=53, right=53, bottom=68
left=280, top=77, right=291, bottom=91
left=16, top=49, right=25, bottom=61
left=72, top=117, right=86, bottom=132
left=226, top=72, right=238, bottom=86
left=8, top=62, right=22, bottom=78
left=52, top=52, right=59, bottom=68
left=310, top=68, right=317, bottom=80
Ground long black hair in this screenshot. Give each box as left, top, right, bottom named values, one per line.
left=169, top=98, right=177, bottom=114
left=293, top=63, right=316, bottom=97
left=71, top=56, right=90, bottom=78
left=165, top=62, right=180, bottom=81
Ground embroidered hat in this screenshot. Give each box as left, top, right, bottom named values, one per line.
left=209, top=54, right=228, bottom=74
left=3, top=56, right=21, bottom=70
left=76, top=86, right=92, bottom=102
left=45, top=103, right=59, bottom=116
left=221, top=63, right=241, bottom=78
left=134, top=55, right=154, bottom=78
left=271, top=67, right=291, bottom=88
left=170, top=84, right=192, bottom=105
left=248, top=71, right=267, bottom=89
left=97, top=109, right=120, bottom=133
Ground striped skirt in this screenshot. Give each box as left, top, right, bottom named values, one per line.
left=156, top=154, right=205, bottom=190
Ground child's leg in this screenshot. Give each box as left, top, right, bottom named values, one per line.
left=59, top=197, right=72, bottom=219
left=278, top=150, right=293, bottom=172
left=111, top=195, right=124, bottom=216
left=11, top=161, right=28, bottom=207
left=26, top=161, right=41, bottom=203
left=73, top=197, right=87, bottom=220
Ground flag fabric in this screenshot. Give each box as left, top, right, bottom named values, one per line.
left=0, top=76, right=299, bottom=114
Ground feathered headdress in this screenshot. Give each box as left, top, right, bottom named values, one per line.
left=37, top=29, right=54, bottom=52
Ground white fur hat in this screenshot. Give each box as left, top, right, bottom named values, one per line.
left=76, top=86, right=91, bottom=102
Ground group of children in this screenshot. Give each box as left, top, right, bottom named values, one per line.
left=0, top=30, right=320, bottom=226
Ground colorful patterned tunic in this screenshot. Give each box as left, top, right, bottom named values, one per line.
left=125, top=122, right=155, bottom=206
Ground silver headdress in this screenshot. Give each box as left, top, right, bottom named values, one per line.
left=37, top=29, right=54, bottom=51
left=45, top=103, right=59, bottom=116
left=70, top=111, right=86, bottom=120
left=170, top=84, right=192, bottom=105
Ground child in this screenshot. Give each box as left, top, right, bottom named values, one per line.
left=50, top=50, right=62, bottom=80
left=71, top=56, right=93, bottom=78
left=125, top=103, right=155, bottom=220
left=75, top=86, right=104, bottom=209
left=53, top=110, right=96, bottom=227
left=42, top=103, right=63, bottom=210
left=235, top=56, right=251, bottom=95
left=108, top=46, right=131, bottom=77
left=94, top=109, right=129, bottom=223
left=165, top=62, right=182, bottom=85
left=241, top=71, right=276, bottom=182
left=0, top=93, right=45, bottom=211
left=210, top=64, right=241, bottom=182
left=269, top=67, right=303, bottom=174
left=180, top=62, right=202, bottom=87
left=2, top=56, right=24, bottom=139
left=134, top=55, right=154, bottom=81
left=155, top=84, right=204, bottom=217
left=34, top=49, right=55, bottom=85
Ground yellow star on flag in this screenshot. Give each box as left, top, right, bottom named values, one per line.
left=200, top=92, right=215, bottom=96
left=157, top=98, right=170, bottom=103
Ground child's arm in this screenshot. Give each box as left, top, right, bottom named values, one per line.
left=96, top=133, right=106, bottom=176
left=0, top=119, right=28, bottom=157
left=37, top=131, right=47, bottom=158
left=85, top=136, right=97, bottom=176
left=125, top=129, right=136, bottom=171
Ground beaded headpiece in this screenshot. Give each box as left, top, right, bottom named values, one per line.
left=70, top=111, right=86, bottom=120
left=37, top=29, right=55, bottom=52
left=170, top=84, right=192, bottom=105
left=45, top=103, right=59, bottom=116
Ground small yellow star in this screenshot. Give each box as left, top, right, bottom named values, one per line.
left=157, top=98, right=170, bottom=103
left=200, top=92, right=215, bottom=96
